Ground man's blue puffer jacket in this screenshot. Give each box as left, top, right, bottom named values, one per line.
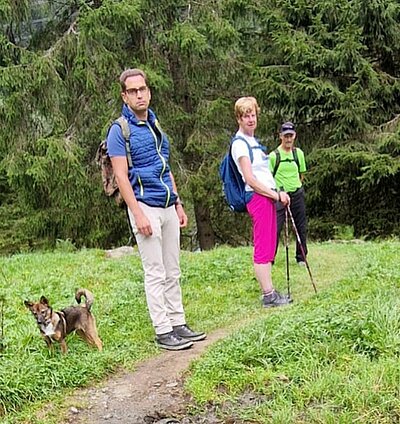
left=107, top=104, right=178, bottom=208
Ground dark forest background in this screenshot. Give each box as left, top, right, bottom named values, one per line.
left=0, top=0, right=399, bottom=254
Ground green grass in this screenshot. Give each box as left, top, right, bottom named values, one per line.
left=0, top=241, right=397, bottom=423
left=185, top=241, right=400, bottom=423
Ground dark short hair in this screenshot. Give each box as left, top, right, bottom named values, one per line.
left=119, top=68, right=148, bottom=91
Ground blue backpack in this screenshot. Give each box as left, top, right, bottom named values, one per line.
left=219, top=136, right=254, bottom=212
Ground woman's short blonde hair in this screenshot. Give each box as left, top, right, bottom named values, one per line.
left=234, top=97, right=260, bottom=119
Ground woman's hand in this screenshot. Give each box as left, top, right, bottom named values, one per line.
left=279, top=192, right=291, bottom=207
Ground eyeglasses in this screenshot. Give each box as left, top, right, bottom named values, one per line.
left=125, top=86, right=148, bottom=96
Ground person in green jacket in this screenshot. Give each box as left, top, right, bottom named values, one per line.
left=269, top=122, right=308, bottom=265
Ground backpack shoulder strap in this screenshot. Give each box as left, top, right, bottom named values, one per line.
left=292, top=147, right=300, bottom=170
left=272, top=148, right=300, bottom=176
left=272, top=149, right=281, bottom=177
left=231, top=136, right=254, bottom=163
left=116, top=116, right=130, bottom=140
left=115, top=116, right=133, bottom=168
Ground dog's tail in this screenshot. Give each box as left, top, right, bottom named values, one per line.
left=75, top=288, right=94, bottom=311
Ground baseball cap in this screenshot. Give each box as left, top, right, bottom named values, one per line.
left=280, top=122, right=296, bottom=135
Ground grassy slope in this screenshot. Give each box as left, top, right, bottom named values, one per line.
left=0, top=241, right=390, bottom=423
left=186, top=241, right=400, bottom=423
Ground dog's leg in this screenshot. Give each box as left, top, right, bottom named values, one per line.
left=81, top=314, right=103, bottom=351
left=78, top=329, right=103, bottom=351
left=91, top=335, right=103, bottom=352
left=43, top=336, right=53, bottom=351
left=60, top=339, right=68, bottom=354
left=87, top=334, right=103, bottom=351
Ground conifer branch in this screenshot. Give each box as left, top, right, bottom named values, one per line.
left=43, top=20, right=78, bottom=58
left=379, top=114, right=400, bottom=133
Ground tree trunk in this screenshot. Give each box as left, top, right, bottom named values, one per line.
left=193, top=200, right=215, bottom=250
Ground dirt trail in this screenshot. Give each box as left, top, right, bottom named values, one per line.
left=64, top=328, right=232, bottom=424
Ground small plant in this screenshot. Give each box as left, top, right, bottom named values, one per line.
left=333, top=224, right=354, bottom=241
left=55, top=238, right=77, bottom=252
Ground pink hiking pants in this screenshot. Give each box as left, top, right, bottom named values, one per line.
left=246, top=193, right=277, bottom=264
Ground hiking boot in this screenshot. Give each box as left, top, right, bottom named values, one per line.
left=172, top=324, right=207, bottom=342
left=262, top=290, right=293, bottom=308
left=155, top=331, right=193, bottom=351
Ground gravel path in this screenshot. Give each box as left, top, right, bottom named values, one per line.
left=63, top=328, right=231, bottom=424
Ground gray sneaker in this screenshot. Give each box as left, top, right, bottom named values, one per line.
left=173, top=324, right=206, bottom=342
left=262, top=290, right=293, bottom=308
left=155, top=331, right=193, bottom=351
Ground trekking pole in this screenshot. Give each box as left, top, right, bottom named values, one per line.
left=284, top=208, right=291, bottom=299
left=286, top=206, right=317, bottom=294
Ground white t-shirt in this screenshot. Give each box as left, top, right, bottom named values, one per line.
left=231, top=131, right=276, bottom=192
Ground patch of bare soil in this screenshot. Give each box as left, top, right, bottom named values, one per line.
left=63, top=328, right=238, bottom=424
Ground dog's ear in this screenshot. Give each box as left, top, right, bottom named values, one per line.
left=40, top=296, right=49, bottom=306
left=24, top=300, right=33, bottom=308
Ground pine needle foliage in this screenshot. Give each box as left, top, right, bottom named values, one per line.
left=0, top=0, right=399, bottom=253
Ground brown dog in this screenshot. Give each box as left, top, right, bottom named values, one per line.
left=24, top=288, right=103, bottom=354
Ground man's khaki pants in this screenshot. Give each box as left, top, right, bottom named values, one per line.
left=128, top=203, right=186, bottom=335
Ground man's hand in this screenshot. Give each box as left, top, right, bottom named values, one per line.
left=133, top=209, right=153, bottom=236
left=175, top=204, right=188, bottom=227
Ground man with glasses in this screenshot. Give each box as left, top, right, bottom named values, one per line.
left=269, top=122, right=308, bottom=266
left=107, top=68, right=205, bottom=350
